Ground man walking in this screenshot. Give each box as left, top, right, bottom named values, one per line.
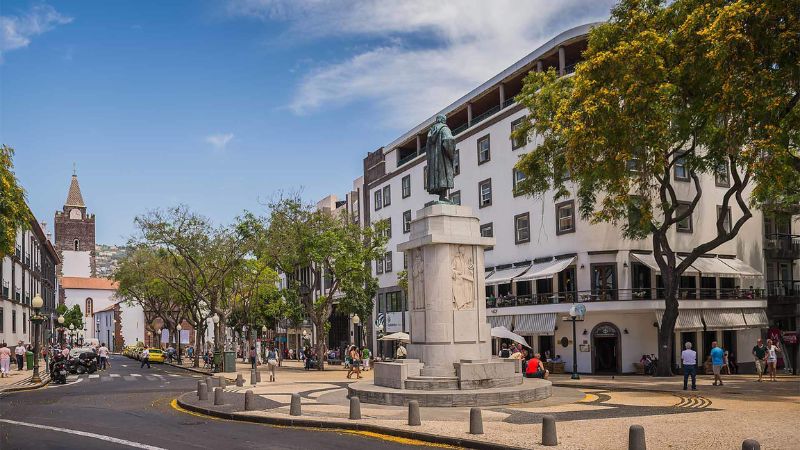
left=97, top=343, right=109, bottom=370
left=681, top=342, right=697, bottom=391
left=15, top=341, right=26, bottom=371
left=752, top=338, right=767, bottom=382
left=710, top=341, right=724, bottom=386
left=140, top=347, right=150, bottom=369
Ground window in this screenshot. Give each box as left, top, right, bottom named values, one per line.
left=12, top=310, right=16, bottom=333
left=403, top=210, right=412, bottom=233
left=449, top=190, right=461, bottom=205
left=717, top=205, right=732, bottom=233
left=626, top=158, right=641, bottom=172
left=22, top=312, right=26, bottom=333
left=403, top=253, right=408, bottom=270
left=74, top=239, right=79, bottom=251
left=376, top=255, right=384, bottom=275
left=511, top=118, right=526, bottom=150
left=715, top=163, right=730, bottom=187
left=384, top=251, right=393, bottom=273
left=382, top=185, right=391, bottom=207
left=513, top=168, right=527, bottom=196
left=627, top=197, right=646, bottom=236
left=386, top=291, right=403, bottom=312
left=591, top=264, right=618, bottom=301
left=478, top=178, right=492, bottom=208
left=374, top=190, right=382, bottom=210
left=453, top=149, right=460, bottom=175
left=0, top=307, right=3, bottom=333
left=423, top=165, right=428, bottom=190
left=674, top=153, right=689, bottom=181
left=480, top=223, right=494, bottom=251
left=477, top=135, right=490, bottom=164
left=86, top=298, right=93, bottom=316
left=514, top=213, right=530, bottom=244
left=384, top=218, right=392, bottom=239
left=401, top=175, right=411, bottom=198
left=676, top=201, right=693, bottom=232
left=556, top=200, right=575, bottom=234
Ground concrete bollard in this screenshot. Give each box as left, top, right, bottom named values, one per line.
left=214, top=387, right=224, bottom=406
left=628, top=425, right=646, bottom=450
left=218, top=376, right=226, bottom=389
left=408, top=400, right=421, bottom=426
left=742, top=440, right=761, bottom=450
left=256, top=369, right=262, bottom=383
left=236, top=373, right=244, bottom=387
left=206, top=377, right=214, bottom=393
left=542, top=415, right=558, bottom=446
left=469, top=408, right=483, bottom=435
left=349, top=396, right=362, bottom=420
left=244, top=390, right=256, bottom=411
left=198, top=383, right=208, bottom=401
left=290, top=393, right=301, bottom=416
left=250, top=369, right=257, bottom=386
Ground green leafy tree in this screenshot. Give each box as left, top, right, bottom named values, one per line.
left=513, top=0, right=799, bottom=376
left=55, top=304, right=84, bottom=334
left=0, top=145, right=31, bottom=257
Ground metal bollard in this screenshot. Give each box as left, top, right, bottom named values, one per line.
left=244, top=390, right=256, bottom=411
left=214, top=387, right=224, bottom=406
left=198, top=382, right=208, bottom=401
left=742, top=440, right=761, bottom=450
left=250, top=369, right=257, bottom=386
left=236, top=373, right=244, bottom=387
left=469, top=408, right=483, bottom=435
left=542, top=415, right=558, bottom=446
left=256, top=369, right=262, bottom=383
left=628, top=424, right=646, bottom=450
left=290, top=393, right=301, bottom=416
left=349, top=396, right=361, bottom=420
left=408, top=400, right=421, bottom=426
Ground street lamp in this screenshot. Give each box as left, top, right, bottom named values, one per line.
left=351, top=314, right=361, bottom=347
left=376, top=323, right=384, bottom=359
left=29, top=295, right=45, bottom=383
left=211, top=314, right=221, bottom=372
left=176, top=324, right=183, bottom=364
left=57, top=315, right=65, bottom=347
left=69, top=324, right=75, bottom=347
left=568, top=304, right=586, bottom=380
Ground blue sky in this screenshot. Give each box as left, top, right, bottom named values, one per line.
left=1, top=0, right=615, bottom=245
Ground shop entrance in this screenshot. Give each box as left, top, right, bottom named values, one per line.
left=592, top=322, right=621, bottom=373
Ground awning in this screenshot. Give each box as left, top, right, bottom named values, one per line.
left=487, top=315, right=512, bottom=329
left=689, top=257, right=740, bottom=278
left=485, top=265, right=530, bottom=286
left=702, top=309, right=748, bottom=330
left=513, top=313, right=557, bottom=336
left=378, top=332, right=410, bottom=341
left=742, top=309, right=769, bottom=328
left=630, top=253, right=699, bottom=275
left=515, top=257, right=576, bottom=281
left=656, top=309, right=704, bottom=331
left=718, top=258, right=762, bottom=278
left=491, top=326, right=531, bottom=348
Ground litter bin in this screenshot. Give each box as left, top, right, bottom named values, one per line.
left=26, top=351, right=34, bottom=370
left=223, top=351, right=236, bottom=373
left=213, top=352, right=223, bottom=372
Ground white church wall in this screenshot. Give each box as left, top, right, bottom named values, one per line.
left=62, top=251, right=92, bottom=278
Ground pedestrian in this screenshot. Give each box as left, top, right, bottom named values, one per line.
left=346, top=346, right=362, bottom=379
left=766, top=339, right=780, bottom=382
left=752, top=338, right=767, bottom=382
left=0, top=343, right=11, bottom=377
left=499, top=343, right=510, bottom=358
left=97, top=343, right=109, bottom=370
left=361, top=346, right=371, bottom=371
left=140, top=347, right=151, bottom=369
left=681, top=341, right=697, bottom=391
left=266, top=346, right=278, bottom=382
left=396, top=343, right=407, bottom=360
left=249, top=345, right=257, bottom=369
left=14, top=341, right=26, bottom=371
left=710, top=341, right=724, bottom=386
left=524, top=352, right=549, bottom=379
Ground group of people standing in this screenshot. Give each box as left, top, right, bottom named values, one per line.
left=0, top=341, right=28, bottom=377
left=681, top=337, right=782, bottom=390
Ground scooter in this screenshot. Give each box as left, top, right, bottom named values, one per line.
left=50, top=354, right=68, bottom=384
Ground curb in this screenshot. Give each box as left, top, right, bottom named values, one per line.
left=161, top=361, right=237, bottom=382
left=176, top=393, right=524, bottom=450
left=0, top=377, right=51, bottom=394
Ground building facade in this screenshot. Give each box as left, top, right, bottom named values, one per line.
left=54, top=172, right=96, bottom=278
left=359, top=23, right=787, bottom=374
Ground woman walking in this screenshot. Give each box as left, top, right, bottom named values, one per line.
left=249, top=346, right=257, bottom=370
left=346, top=346, right=362, bottom=379
left=766, top=339, right=780, bottom=381
left=266, top=346, right=278, bottom=382
left=0, top=343, right=11, bottom=378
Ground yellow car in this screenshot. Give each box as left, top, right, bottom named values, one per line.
left=146, top=348, right=165, bottom=363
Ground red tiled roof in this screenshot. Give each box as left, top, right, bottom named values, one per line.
left=60, top=277, right=118, bottom=290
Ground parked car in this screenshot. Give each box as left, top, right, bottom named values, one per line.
left=146, top=348, right=165, bottom=363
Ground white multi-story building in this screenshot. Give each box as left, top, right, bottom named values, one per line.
left=357, top=23, right=793, bottom=374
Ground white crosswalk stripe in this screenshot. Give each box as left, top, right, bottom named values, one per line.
left=89, top=374, right=99, bottom=379
left=130, top=373, right=142, bottom=377
left=110, top=373, right=120, bottom=378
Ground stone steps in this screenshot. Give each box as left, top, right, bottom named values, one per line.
left=404, top=376, right=459, bottom=390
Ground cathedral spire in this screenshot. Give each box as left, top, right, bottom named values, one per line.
left=65, top=170, right=86, bottom=208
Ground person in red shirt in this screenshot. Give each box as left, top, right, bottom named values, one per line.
left=525, top=353, right=549, bottom=379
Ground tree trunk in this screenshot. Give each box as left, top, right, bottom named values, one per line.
left=193, top=326, right=203, bottom=368
left=313, top=318, right=326, bottom=370
left=656, top=276, right=679, bottom=377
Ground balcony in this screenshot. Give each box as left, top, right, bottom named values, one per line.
left=1, top=286, right=8, bottom=299
left=764, top=234, right=800, bottom=260
left=766, top=280, right=800, bottom=299
left=486, top=287, right=765, bottom=308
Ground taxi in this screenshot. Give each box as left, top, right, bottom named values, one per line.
left=146, top=348, right=165, bottom=363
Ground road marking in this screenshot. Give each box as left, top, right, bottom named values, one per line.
left=121, top=365, right=128, bottom=367
left=0, top=419, right=166, bottom=450
left=145, top=376, right=157, bottom=381
left=110, top=374, right=121, bottom=378
left=131, top=373, right=142, bottom=377
left=89, top=374, right=99, bottom=379
left=124, top=376, right=137, bottom=381
left=168, top=374, right=181, bottom=377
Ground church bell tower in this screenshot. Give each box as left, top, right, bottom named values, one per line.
left=54, top=169, right=96, bottom=277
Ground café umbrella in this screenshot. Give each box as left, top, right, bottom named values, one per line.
left=378, top=332, right=410, bottom=342
left=491, top=326, right=531, bottom=348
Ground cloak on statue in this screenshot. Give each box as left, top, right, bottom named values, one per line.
left=425, top=114, right=456, bottom=200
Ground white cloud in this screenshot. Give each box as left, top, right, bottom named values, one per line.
left=0, top=4, right=73, bottom=61
left=226, top=0, right=616, bottom=128
left=205, top=133, right=235, bottom=150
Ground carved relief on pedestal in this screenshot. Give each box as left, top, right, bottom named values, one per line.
left=411, top=249, right=425, bottom=310
left=451, top=245, right=475, bottom=310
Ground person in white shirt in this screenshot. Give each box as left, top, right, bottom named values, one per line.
left=97, top=344, right=109, bottom=370
left=395, top=344, right=407, bottom=360
left=15, top=341, right=26, bottom=371
left=681, top=341, right=697, bottom=391
left=140, top=348, right=151, bottom=369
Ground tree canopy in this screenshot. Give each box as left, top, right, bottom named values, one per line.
left=0, top=145, right=31, bottom=258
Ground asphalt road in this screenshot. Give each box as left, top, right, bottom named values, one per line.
left=0, top=355, right=427, bottom=450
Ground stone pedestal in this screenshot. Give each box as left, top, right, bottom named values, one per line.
left=398, top=204, right=494, bottom=377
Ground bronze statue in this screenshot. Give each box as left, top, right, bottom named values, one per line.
left=425, top=114, right=456, bottom=201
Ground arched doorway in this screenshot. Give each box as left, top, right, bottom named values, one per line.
left=591, top=322, right=621, bottom=374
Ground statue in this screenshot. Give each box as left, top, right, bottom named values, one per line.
left=425, top=114, right=456, bottom=201
left=451, top=245, right=475, bottom=310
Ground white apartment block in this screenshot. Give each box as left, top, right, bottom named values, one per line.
left=357, top=23, right=799, bottom=374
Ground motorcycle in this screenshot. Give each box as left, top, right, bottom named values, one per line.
left=68, top=351, right=98, bottom=375
left=50, top=354, right=68, bottom=384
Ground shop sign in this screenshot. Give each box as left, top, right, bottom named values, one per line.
left=783, top=332, right=798, bottom=345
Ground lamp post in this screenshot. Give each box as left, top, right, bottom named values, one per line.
left=212, top=314, right=220, bottom=372
left=351, top=314, right=361, bottom=347
left=69, top=324, right=75, bottom=347
left=568, top=304, right=586, bottom=380
left=57, top=315, right=65, bottom=347
left=376, top=323, right=384, bottom=359
left=29, top=295, right=45, bottom=383
left=176, top=324, right=183, bottom=364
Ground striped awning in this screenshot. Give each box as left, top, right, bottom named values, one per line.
left=656, top=309, right=704, bottom=331
left=742, top=309, right=769, bottom=328
left=702, top=309, right=747, bottom=330
left=513, top=313, right=557, bottom=336
left=487, top=315, right=513, bottom=329
left=485, top=265, right=530, bottom=286
left=515, top=257, right=576, bottom=281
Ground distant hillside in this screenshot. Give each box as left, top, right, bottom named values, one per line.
left=95, top=244, right=129, bottom=278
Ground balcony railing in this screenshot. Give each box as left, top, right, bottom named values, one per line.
left=764, top=233, right=800, bottom=260
left=470, top=105, right=501, bottom=127
left=486, top=287, right=766, bottom=308
left=502, top=97, right=516, bottom=109
left=766, top=280, right=800, bottom=297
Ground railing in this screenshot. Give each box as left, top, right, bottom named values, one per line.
left=14, top=246, right=21, bottom=259
left=563, top=62, right=577, bottom=75
left=764, top=233, right=800, bottom=259
left=398, top=151, right=421, bottom=167
left=470, top=105, right=501, bottom=127
left=502, top=97, right=516, bottom=109
left=486, top=287, right=766, bottom=308
left=766, top=280, right=800, bottom=297
left=452, top=123, right=469, bottom=136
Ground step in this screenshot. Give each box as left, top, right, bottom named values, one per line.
left=404, top=376, right=459, bottom=391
